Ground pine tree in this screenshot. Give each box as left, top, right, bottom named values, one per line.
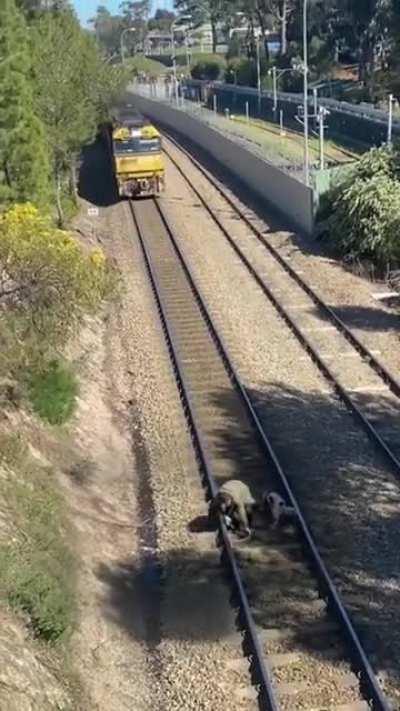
left=31, top=8, right=128, bottom=224
left=0, top=0, right=51, bottom=206
left=30, top=9, right=102, bottom=224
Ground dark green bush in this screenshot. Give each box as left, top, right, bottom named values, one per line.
left=190, top=54, right=225, bottom=80
left=27, top=359, right=78, bottom=425
left=224, top=57, right=270, bottom=88
left=321, top=146, right=400, bottom=268
left=0, top=440, right=76, bottom=642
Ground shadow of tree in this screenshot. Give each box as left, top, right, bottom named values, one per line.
left=96, top=545, right=241, bottom=645
left=78, top=139, right=119, bottom=207
left=94, top=377, right=400, bottom=703
left=310, top=303, right=400, bottom=333
left=206, top=383, right=400, bottom=701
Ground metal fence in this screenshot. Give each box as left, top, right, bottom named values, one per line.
left=184, top=79, right=400, bottom=148
left=132, top=82, right=320, bottom=181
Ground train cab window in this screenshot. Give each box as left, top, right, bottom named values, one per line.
left=113, top=138, right=161, bottom=155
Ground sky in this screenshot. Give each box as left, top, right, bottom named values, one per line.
left=72, top=0, right=173, bottom=26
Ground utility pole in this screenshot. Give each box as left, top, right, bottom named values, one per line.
left=256, top=35, right=261, bottom=115
left=170, top=20, right=179, bottom=106
left=272, top=65, right=277, bottom=113
left=303, top=0, right=310, bottom=186
left=121, top=27, right=136, bottom=65
left=388, top=93, right=394, bottom=148
left=171, top=15, right=192, bottom=108
left=317, top=106, right=330, bottom=170
left=313, top=87, right=318, bottom=117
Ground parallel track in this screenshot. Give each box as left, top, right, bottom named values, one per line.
left=160, top=134, right=400, bottom=482
left=228, top=115, right=358, bottom=166
left=130, top=196, right=390, bottom=711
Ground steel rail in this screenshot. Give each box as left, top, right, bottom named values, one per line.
left=129, top=198, right=279, bottom=711
left=162, top=132, right=400, bottom=401
left=160, top=135, right=400, bottom=482
left=131, top=196, right=390, bottom=711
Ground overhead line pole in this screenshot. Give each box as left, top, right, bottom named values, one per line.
left=303, top=0, right=310, bottom=187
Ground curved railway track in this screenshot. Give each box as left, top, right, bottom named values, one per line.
left=159, top=133, right=400, bottom=483
left=129, top=196, right=391, bottom=711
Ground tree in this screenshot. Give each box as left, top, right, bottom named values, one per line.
left=148, top=8, right=175, bottom=32
left=30, top=9, right=127, bottom=224
left=263, top=0, right=295, bottom=56
left=89, top=5, right=124, bottom=57
left=322, top=147, right=400, bottom=269
left=0, top=0, right=51, bottom=207
left=16, top=0, right=71, bottom=15
left=174, top=0, right=228, bottom=53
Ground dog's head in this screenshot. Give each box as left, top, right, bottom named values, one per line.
left=209, top=491, right=234, bottom=520
left=264, top=491, right=286, bottom=513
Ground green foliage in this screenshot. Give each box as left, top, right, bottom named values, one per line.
left=26, top=360, right=78, bottom=425
left=174, top=0, right=228, bottom=52
left=0, top=439, right=76, bottom=641
left=321, top=147, right=400, bottom=268
left=127, top=54, right=167, bottom=77
left=0, top=0, right=51, bottom=207
left=31, top=12, right=103, bottom=162
left=30, top=9, right=129, bottom=224
left=0, top=203, right=117, bottom=360
left=147, top=7, right=175, bottom=32
left=88, top=4, right=124, bottom=56
left=191, top=54, right=226, bottom=80
left=225, top=56, right=270, bottom=88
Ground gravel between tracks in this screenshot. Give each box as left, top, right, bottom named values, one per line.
left=103, top=198, right=258, bottom=711
left=75, top=141, right=258, bottom=711
left=163, top=133, right=400, bottom=377
left=161, top=141, right=400, bottom=707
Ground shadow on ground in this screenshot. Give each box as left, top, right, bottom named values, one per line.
left=95, top=380, right=400, bottom=703
left=96, top=544, right=241, bottom=645
left=205, top=382, right=400, bottom=700
left=78, top=138, right=119, bottom=207
left=309, top=303, right=400, bottom=333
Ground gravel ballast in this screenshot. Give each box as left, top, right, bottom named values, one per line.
left=160, top=139, right=400, bottom=707
left=69, top=140, right=260, bottom=709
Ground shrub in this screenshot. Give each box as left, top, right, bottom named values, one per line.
left=327, top=174, right=400, bottom=266
left=225, top=57, right=270, bottom=88
left=26, top=359, right=78, bottom=425
left=0, top=440, right=76, bottom=642
left=0, top=203, right=117, bottom=353
left=190, top=54, right=225, bottom=80
left=321, top=146, right=400, bottom=269
left=126, top=55, right=166, bottom=78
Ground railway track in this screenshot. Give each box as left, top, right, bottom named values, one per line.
left=160, top=134, right=400, bottom=482
left=229, top=115, right=358, bottom=166
left=130, top=196, right=391, bottom=711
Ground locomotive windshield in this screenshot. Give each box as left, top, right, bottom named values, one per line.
left=113, top=137, right=161, bottom=155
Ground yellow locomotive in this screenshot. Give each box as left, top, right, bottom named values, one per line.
left=112, top=122, right=165, bottom=198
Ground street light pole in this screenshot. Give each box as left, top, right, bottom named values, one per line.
left=170, top=19, right=179, bottom=106
left=185, top=27, right=192, bottom=71
left=269, top=66, right=298, bottom=114
left=121, top=27, right=136, bottom=65
left=171, top=16, right=192, bottom=108
left=388, top=93, right=394, bottom=148
left=256, top=35, right=261, bottom=115
left=303, top=0, right=310, bottom=186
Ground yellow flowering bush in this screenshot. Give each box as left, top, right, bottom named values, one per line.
left=0, top=203, right=116, bottom=351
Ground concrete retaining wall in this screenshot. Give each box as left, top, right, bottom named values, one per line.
left=128, top=91, right=315, bottom=235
